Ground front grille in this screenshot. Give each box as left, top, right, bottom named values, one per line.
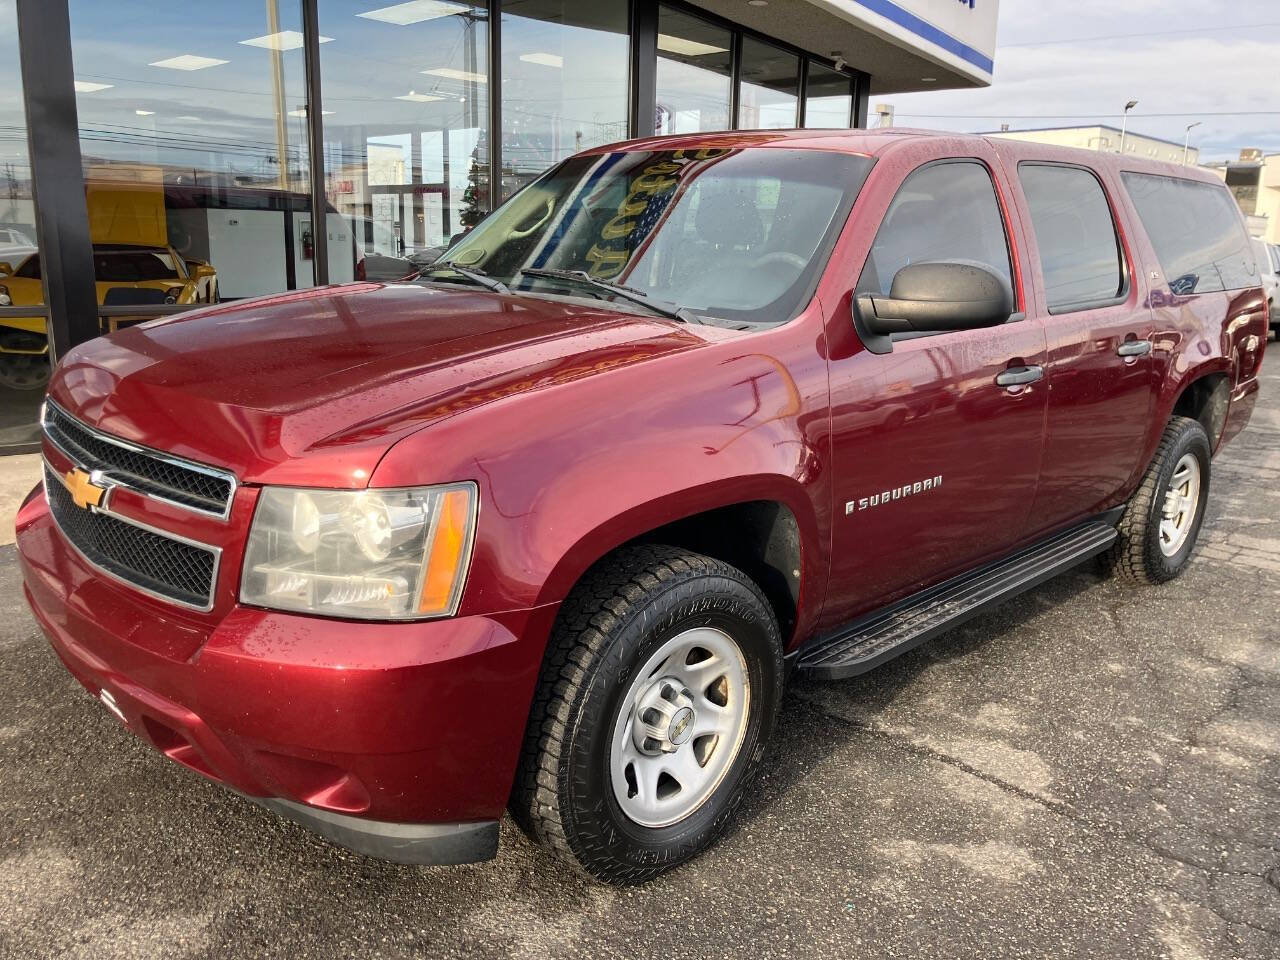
left=44, top=465, right=219, bottom=610
left=43, top=401, right=235, bottom=518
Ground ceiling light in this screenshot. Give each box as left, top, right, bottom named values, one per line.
left=395, top=91, right=444, bottom=102
left=357, top=1, right=466, bottom=26
left=135, top=109, right=155, bottom=116
left=657, top=34, right=728, bottom=57
left=176, top=115, right=202, bottom=121
left=73, top=80, right=113, bottom=93
left=421, top=67, right=487, bottom=83
left=921, top=76, right=936, bottom=82
left=748, top=0, right=769, bottom=6
left=148, top=54, right=230, bottom=71
left=519, top=52, right=563, bottom=68
left=288, top=107, right=336, bottom=117
left=240, top=31, right=334, bottom=51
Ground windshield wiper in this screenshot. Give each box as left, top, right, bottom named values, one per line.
left=421, top=262, right=510, bottom=294
left=517, top=268, right=701, bottom=324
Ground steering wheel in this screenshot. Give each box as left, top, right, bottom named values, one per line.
left=510, top=197, right=554, bottom=239
left=753, top=251, right=807, bottom=272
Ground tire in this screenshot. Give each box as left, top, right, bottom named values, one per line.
left=1102, top=416, right=1211, bottom=584
left=511, top=544, right=784, bottom=884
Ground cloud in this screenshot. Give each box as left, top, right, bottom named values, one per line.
left=888, top=0, right=1280, bottom=162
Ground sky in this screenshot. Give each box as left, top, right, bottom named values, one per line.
left=886, top=0, right=1280, bottom=163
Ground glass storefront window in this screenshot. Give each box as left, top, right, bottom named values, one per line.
left=500, top=0, right=629, bottom=200
left=803, top=62, right=852, bottom=128
left=0, top=0, right=45, bottom=444
left=319, top=1, right=488, bottom=277
left=738, top=37, right=798, bottom=129
left=655, top=7, right=732, bottom=136
left=69, top=0, right=313, bottom=325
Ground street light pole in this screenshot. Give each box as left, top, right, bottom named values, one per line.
left=1182, top=121, right=1202, bottom=165
left=1119, top=99, right=1138, bottom=154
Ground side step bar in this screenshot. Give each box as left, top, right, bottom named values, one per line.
left=796, top=521, right=1118, bottom=680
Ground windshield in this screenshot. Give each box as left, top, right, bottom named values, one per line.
left=92, top=248, right=183, bottom=283
left=441, top=147, right=873, bottom=326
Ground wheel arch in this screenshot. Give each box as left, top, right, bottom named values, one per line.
left=1166, top=366, right=1231, bottom=453
left=534, top=475, right=823, bottom=650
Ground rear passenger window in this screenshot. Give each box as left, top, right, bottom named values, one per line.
left=857, top=161, right=1012, bottom=299
left=1121, top=172, right=1255, bottom=295
left=1019, top=164, right=1123, bottom=312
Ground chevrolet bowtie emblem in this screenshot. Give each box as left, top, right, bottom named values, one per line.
left=65, top=468, right=107, bottom=511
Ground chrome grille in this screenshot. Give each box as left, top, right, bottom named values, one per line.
left=44, top=465, right=220, bottom=611
left=42, top=401, right=235, bottom=518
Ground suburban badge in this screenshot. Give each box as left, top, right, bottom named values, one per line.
left=847, top=475, right=943, bottom=515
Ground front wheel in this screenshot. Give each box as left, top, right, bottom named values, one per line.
left=1103, top=415, right=1211, bottom=583
left=512, top=545, right=783, bottom=884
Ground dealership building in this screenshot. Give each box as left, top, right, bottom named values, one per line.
left=0, top=0, right=998, bottom=451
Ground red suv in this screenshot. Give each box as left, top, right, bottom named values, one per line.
left=17, top=130, right=1267, bottom=883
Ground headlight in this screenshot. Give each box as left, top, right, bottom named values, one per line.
left=240, top=483, right=477, bottom=620
left=0, top=285, right=11, bottom=306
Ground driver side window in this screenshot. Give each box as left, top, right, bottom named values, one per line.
left=858, top=160, right=1012, bottom=298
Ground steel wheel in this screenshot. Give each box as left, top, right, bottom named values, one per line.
left=609, top=626, right=751, bottom=828
left=1159, top=453, right=1201, bottom=557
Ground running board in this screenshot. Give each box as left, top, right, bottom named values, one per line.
left=796, top=521, right=1118, bottom=680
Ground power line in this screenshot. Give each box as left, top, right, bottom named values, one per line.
left=1000, top=22, right=1280, bottom=47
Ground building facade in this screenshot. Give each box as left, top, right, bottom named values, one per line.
left=1205, top=150, right=1280, bottom=242
left=989, top=125, right=1201, bottom=167
left=0, top=0, right=999, bottom=452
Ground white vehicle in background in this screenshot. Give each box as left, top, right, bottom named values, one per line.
left=1253, top=238, right=1278, bottom=335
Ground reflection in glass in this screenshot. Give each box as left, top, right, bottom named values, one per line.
left=500, top=0, right=629, bottom=200
left=738, top=37, right=799, bottom=130
left=441, top=148, right=871, bottom=326
left=0, top=0, right=44, bottom=445
left=69, top=0, right=317, bottom=328
left=320, top=1, right=489, bottom=273
left=655, top=7, right=731, bottom=136
left=803, top=63, right=852, bottom=128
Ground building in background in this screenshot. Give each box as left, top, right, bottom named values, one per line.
left=0, top=0, right=1000, bottom=452
left=1203, top=149, right=1279, bottom=242
left=987, top=125, right=1201, bottom=166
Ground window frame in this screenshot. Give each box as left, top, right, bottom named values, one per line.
left=858, top=156, right=1022, bottom=343
left=1016, top=160, right=1132, bottom=317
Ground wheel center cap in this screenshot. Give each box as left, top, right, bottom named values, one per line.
left=668, top=707, right=695, bottom=745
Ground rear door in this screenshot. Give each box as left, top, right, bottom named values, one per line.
left=823, top=144, right=1049, bottom=627
left=1011, top=160, right=1155, bottom=536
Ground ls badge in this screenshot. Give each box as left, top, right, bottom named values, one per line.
left=65, top=468, right=109, bottom=511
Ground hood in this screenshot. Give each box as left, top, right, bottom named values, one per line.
left=49, top=283, right=720, bottom=487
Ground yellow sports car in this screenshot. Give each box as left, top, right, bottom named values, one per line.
left=0, top=243, right=217, bottom=390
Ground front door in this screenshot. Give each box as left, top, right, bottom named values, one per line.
left=823, top=153, right=1049, bottom=628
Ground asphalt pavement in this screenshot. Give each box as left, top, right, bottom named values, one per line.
left=2, top=358, right=1278, bottom=960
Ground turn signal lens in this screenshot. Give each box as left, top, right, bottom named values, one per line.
left=418, top=487, right=474, bottom=615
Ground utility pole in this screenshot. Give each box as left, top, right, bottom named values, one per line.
left=1119, top=99, right=1137, bottom=154
left=1182, top=121, right=1201, bottom=165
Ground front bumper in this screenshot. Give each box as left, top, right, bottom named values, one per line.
left=16, top=486, right=557, bottom=864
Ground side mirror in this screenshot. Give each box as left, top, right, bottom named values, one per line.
left=185, top=259, right=216, bottom=280
left=0, top=262, right=12, bottom=277
left=854, top=261, right=1014, bottom=354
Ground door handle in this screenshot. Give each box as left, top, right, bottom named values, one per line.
left=1117, top=339, right=1152, bottom=358
left=994, top=365, right=1044, bottom=388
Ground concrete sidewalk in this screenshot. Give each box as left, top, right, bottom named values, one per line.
left=1, top=365, right=1277, bottom=959
left=0, top=452, right=38, bottom=545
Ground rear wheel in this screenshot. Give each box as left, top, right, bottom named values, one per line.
left=512, top=545, right=783, bottom=884
left=1103, top=416, right=1211, bottom=584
